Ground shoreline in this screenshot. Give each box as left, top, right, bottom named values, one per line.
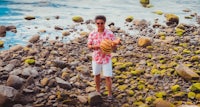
left=0, top=16, right=200, bottom=106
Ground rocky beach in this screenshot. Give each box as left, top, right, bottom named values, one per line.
left=0, top=0, right=200, bottom=107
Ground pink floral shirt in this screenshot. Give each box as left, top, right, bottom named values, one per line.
left=88, top=29, right=115, bottom=64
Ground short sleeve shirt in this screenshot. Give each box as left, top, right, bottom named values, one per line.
left=88, top=29, right=115, bottom=64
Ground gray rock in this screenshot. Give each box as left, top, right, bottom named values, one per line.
left=9, top=68, right=22, bottom=75
left=55, top=77, right=72, bottom=90
left=22, top=67, right=39, bottom=77
left=0, top=85, right=18, bottom=105
left=4, top=64, right=15, bottom=71
left=29, top=35, right=40, bottom=43
left=13, top=104, right=23, bottom=107
left=9, top=45, right=23, bottom=52
left=52, top=60, right=69, bottom=69
left=6, top=75, right=24, bottom=89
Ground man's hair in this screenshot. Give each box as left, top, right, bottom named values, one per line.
left=95, top=15, right=106, bottom=22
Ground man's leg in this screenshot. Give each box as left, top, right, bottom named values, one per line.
left=94, top=74, right=101, bottom=92
left=105, top=77, right=112, bottom=96
left=92, top=61, right=101, bottom=93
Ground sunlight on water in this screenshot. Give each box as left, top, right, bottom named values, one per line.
left=0, top=0, right=200, bottom=50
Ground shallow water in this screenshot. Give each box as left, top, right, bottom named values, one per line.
left=0, top=0, right=200, bottom=51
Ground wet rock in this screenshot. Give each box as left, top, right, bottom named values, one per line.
left=6, top=75, right=24, bottom=89
left=0, top=40, right=4, bottom=47
left=29, top=35, right=40, bottom=43
left=175, top=64, right=200, bottom=80
left=0, top=26, right=6, bottom=37
left=24, top=16, right=35, bottom=20
left=125, top=16, right=134, bottom=22
left=55, top=77, right=72, bottom=90
left=88, top=92, right=102, bottom=106
left=0, top=85, right=18, bottom=105
left=54, top=26, right=63, bottom=30
left=6, top=26, right=16, bottom=31
left=164, top=13, right=179, bottom=27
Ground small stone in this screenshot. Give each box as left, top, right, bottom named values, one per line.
left=40, top=78, right=49, bottom=86
left=29, top=35, right=40, bottom=43
left=24, top=16, right=35, bottom=20
left=77, top=95, right=87, bottom=104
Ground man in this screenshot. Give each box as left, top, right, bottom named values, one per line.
left=87, top=15, right=120, bottom=100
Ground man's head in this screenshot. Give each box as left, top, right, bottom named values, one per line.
left=95, top=15, right=106, bottom=31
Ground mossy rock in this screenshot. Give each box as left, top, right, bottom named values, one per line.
left=125, top=16, right=134, bottom=22
left=153, top=10, right=163, bottom=15
left=137, top=84, right=145, bottom=90
left=160, top=35, right=166, bottom=40
left=72, top=16, right=84, bottom=22
left=126, top=90, right=134, bottom=96
left=174, top=55, right=183, bottom=60
left=147, top=54, right=152, bottom=59
left=146, top=45, right=154, bottom=50
left=112, top=58, right=118, bottom=64
left=195, top=93, right=200, bottom=100
left=179, top=43, right=188, bottom=47
left=155, top=92, right=166, bottom=98
left=194, top=50, right=200, bottom=54
left=190, top=56, right=199, bottom=62
left=185, top=16, right=193, bottom=19
left=164, top=13, right=179, bottom=27
left=118, top=85, right=128, bottom=91
left=140, top=0, right=149, bottom=4
left=122, top=103, right=130, bottom=107
left=188, top=91, right=196, bottom=99
left=151, top=68, right=160, bottom=74
left=171, top=85, right=180, bottom=92
left=25, top=59, right=35, bottom=65
left=168, top=61, right=177, bottom=68
left=175, top=28, right=185, bottom=36
left=172, top=92, right=186, bottom=98
left=146, top=4, right=154, bottom=8
left=139, top=104, right=148, bottom=107
left=133, top=101, right=145, bottom=106
left=0, top=40, right=4, bottom=48
left=190, top=83, right=200, bottom=92
left=182, top=49, right=191, bottom=54
left=159, top=64, right=167, bottom=69
left=145, top=96, right=154, bottom=103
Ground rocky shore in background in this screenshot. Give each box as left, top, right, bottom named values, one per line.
left=0, top=11, right=200, bottom=107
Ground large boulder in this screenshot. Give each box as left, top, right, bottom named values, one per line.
left=0, top=85, right=18, bottom=105
left=0, top=26, right=6, bottom=37
left=175, top=64, right=200, bottom=80
left=164, top=13, right=179, bottom=27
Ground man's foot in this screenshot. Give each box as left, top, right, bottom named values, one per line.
left=107, top=96, right=113, bottom=101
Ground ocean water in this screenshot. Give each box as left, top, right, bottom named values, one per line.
left=0, top=0, right=200, bottom=51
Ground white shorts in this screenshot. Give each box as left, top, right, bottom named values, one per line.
left=92, top=60, right=113, bottom=77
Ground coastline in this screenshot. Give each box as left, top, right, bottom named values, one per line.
left=0, top=16, right=200, bottom=106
